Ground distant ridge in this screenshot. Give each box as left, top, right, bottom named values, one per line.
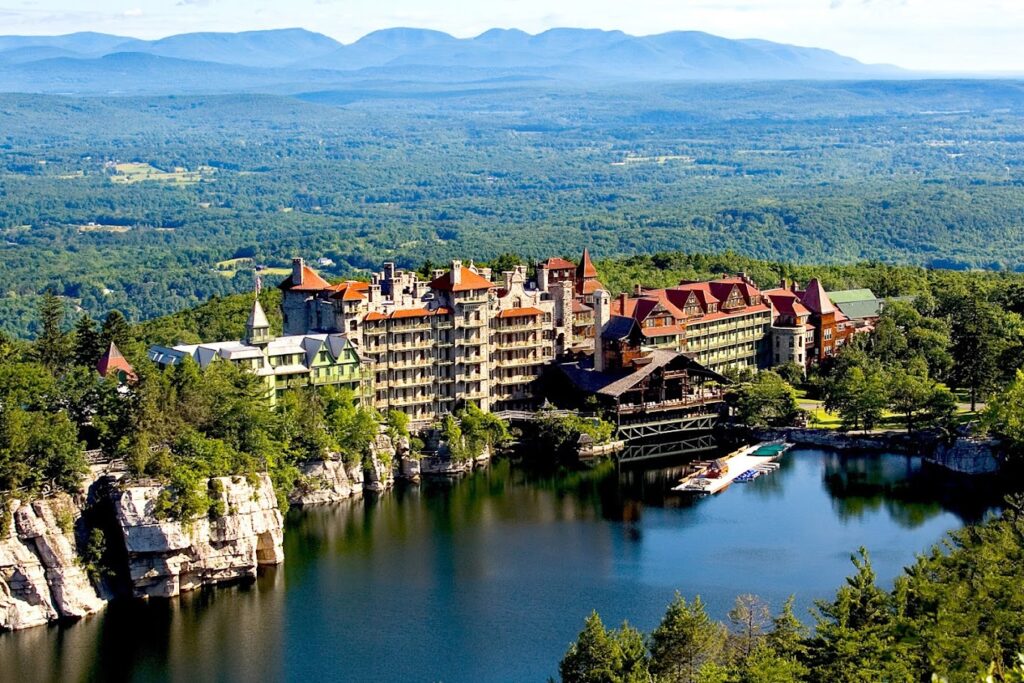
left=0, top=27, right=904, bottom=94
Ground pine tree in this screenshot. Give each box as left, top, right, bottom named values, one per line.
left=34, top=291, right=70, bottom=374
left=559, top=612, right=622, bottom=683
left=73, top=313, right=102, bottom=369
left=100, top=310, right=133, bottom=353
left=765, top=596, right=808, bottom=662
left=806, top=548, right=913, bottom=683
left=649, top=593, right=726, bottom=683
left=728, top=594, right=772, bottom=659
left=949, top=288, right=1000, bottom=411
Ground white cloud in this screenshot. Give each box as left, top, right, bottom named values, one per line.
left=122, top=7, right=143, bottom=16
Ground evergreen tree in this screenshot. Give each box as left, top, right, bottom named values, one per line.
left=733, top=642, right=806, bottom=683
left=559, top=612, right=622, bottom=683
left=34, top=291, right=70, bottom=374
left=649, top=593, right=726, bottom=683
left=949, top=288, right=1000, bottom=411
left=72, top=313, right=102, bottom=368
left=765, top=596, right=808, bottom=662
left=100, top=310, right=133, bottom=353
left=806, top=548, right=913, bottom=683
left=728, top=594, right=772, bottom=659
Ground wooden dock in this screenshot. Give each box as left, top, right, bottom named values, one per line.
left=671, top=442, right=790, bottom=494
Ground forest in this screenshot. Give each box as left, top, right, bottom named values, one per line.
left=1, top=78, right=1023, bottom=337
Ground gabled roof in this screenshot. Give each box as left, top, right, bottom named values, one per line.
left=429, top=267, right=495, bottom=292
left=97, top=341, right=136, bottom=381
left=328, top=281, right=369, bottom=301
left=580, top=279, right=607, bottom=295
left=577, top=248, right=599, bottom=280
left=540, top=257, right=576, bottom=270
left=278, top=263, right=331, bottom=292
left=798, top=279, right=836, bottom=315
left=764, top=289, right=810, bottom=318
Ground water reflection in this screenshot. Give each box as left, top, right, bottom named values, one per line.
left=0, top=447, right=1006, bottom=683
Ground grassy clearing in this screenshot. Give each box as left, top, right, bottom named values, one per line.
left=78, top=224, right=131, bottom=233
left=109, top=162, right=215, bottom=185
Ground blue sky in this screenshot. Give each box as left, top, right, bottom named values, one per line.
left=2, top=0, right=1022, bottom=72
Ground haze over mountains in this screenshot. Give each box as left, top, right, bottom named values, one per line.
left=0, top=27, right=904, bottom=94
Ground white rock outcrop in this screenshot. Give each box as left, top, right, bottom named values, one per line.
left=289, top=458, right=364, bottom=506
left=112, top=473, right=284, bottom=598
left=0, top=495, right=106, bottom=631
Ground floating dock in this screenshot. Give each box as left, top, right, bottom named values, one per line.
left=671, top=442, right=792, bottom=494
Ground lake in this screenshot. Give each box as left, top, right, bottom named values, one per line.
left=0, top=447, right=1003, bottom=682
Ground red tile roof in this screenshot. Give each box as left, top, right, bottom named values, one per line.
left=429, top=267, right=495, bottom=292
left=764, top=289, right=810, bottom=318
left=364, top=312, right=387, bottom=322
left=580, top=279, right=607, bottom=295
left=390, top=308, right=433, bottom=319
left=497, top=307, right=544, bottom=319
left=540, top=257, right=575, bottom=270
left=278, top=263, right=331, bottom=291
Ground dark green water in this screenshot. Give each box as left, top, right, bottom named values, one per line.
left=0, top=448, right=1003, bottom=682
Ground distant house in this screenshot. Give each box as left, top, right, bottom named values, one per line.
left=317, top=257, right=335, bottom=268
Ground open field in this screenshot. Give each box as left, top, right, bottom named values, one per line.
left=109, top=162, right=214, bottom=185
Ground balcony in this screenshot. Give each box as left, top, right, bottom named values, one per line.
left=390, top=376, right=435, bottom=388
left=495, top=338, right=541, bottom=349
left=389, top=357, right=435, bottom=369
left=390, top=340, right=434, bottom=351
left=391, top=395, right=434, bottom=407
left=495, top=322, right=541, bottom=333
left=496, top=356, right=540, bottom=368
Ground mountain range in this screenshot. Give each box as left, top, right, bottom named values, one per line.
left=0, top=27, right=904, bottom=94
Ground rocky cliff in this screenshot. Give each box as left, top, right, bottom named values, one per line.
left=289, top=458, right=364, bottom=506
left=0, top=494, right=106, bottom=631
left=112, top=473, right=284, bottom=598
left=289, top=434, right=404, bottom=506
left=928, top=437, right=1002, bottom=474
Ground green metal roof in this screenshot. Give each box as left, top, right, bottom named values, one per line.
left=826, top=288, right=877, bottom=304
left=837, top=299, right=883, bottom=320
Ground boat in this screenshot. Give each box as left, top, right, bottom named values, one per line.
left=671, top=441, right=792, bottom=494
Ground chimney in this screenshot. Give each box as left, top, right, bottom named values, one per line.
left=369, top=283, right=381, bottom=304
left=504, top=271, right=514, bottom=291
left=451, top=260, right=462, bottom=286
left=536, top=264, right=550, bottom=292
left=594, top=289, right=610, bottom=373
left=292, top=258, right=304, bottom=286
left=633, top=284, right=643, bottom=296
left=618, top=292, right=628, bottom=312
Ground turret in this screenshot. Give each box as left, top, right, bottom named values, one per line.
left=246, top=299, right=273, bottom=346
